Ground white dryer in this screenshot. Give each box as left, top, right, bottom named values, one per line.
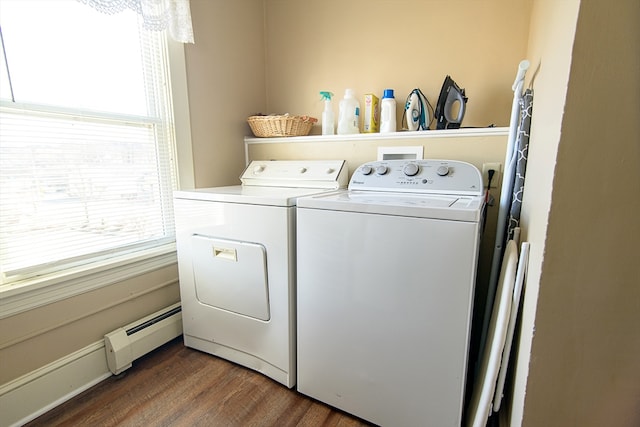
left=296, top=159, right=484, bottom=426
left=174, top=160, right=347, bottom=388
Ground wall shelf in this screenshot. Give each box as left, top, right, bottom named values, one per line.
left=244, top=126, right=510, bottom=169
left=244, top=127, right=509, bottom=145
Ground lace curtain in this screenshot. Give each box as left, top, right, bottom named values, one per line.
left=78, top=0, right=194, bottom=43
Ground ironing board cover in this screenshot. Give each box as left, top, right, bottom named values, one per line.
left=507, top=89, right=533, bottom=239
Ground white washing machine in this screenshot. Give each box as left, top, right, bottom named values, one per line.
left=296, top=159, right=485, bottom=426
left=174, top=160, right=347, bottom=388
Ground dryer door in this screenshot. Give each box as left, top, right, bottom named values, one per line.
left=191, top=235, right=270, bottom=321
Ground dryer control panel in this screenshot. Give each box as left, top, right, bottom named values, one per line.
left=241, top=160, right=348, bottom=189
left=349, top=159, right=483, bottom=196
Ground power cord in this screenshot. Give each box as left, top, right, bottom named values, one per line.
left=482, top=169, right=496, bottom=230
left=486, top=169, right=495, bottom=200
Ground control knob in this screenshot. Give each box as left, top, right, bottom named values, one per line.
left=403, top=163, right=420, bottom=177
left=436, top=165, right=450, bottom=176
left=299, top=167, right=307, bottom=174
left=253, top=165, right=266, bottom=174
left=375, top=165, right=388, bottom=175
left=360, top=165, right=373, bottom=175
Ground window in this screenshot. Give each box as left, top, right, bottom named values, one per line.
left=0, top=0, right=180, bottom=286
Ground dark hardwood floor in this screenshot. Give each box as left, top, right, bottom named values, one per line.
left=26, top=338, right=373, bottom=427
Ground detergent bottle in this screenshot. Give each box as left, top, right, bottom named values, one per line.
left=380, top=89, right=397, bottom=133
left=337, top=89, right=360, bottom=134
left=319, top=91, right=335, bottom=135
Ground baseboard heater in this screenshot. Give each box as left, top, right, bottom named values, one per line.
left=104, top=303, right=182, bottom=375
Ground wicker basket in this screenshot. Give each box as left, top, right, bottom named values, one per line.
left=247, top=114, right=317, bottom=137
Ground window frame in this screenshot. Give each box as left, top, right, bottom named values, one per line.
left=0, top=38, right=193, bottom=320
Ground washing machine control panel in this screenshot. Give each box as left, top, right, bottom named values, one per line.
left=241, top=160, right=348, bottom=189
left=349, top=159, right=483, bottom=196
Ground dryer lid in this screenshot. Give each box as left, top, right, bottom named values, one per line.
left=173, top=160, right=348, bottom=206
left=174, top=185, right=337, bottom=206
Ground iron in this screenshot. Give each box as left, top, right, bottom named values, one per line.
left=404, top=88, right=433, bottom=131
left=434, top=75, right=468, bottom=130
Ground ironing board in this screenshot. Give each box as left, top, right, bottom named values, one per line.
left=493, top=242, right=530, bottom=412
left=467, top=239, right=518, bottom=427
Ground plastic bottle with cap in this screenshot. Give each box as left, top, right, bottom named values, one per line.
left=337, top=89, right=360, bottom=134
left=380, top=89, right=397, bottom=133
left=320, top=91, right=335, bottom=135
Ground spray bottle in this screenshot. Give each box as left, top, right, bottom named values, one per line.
left=320, top=91, right=335, bottom=135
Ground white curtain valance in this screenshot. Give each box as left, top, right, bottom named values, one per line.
left=78, top=0, right=194, bottom=43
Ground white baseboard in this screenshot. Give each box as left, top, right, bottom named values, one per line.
left=0, top=340, right=112, bottom=427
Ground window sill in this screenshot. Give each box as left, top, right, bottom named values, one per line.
left=0, top=244, right=177, bottom=320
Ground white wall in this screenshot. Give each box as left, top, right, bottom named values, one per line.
left=185, top=0, right=267, bottom=187
left=264, top=0, right=532, bottom=132
left=512, top=1, right=640, bottom=426
left=508, top=0, right=581, bottom=423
